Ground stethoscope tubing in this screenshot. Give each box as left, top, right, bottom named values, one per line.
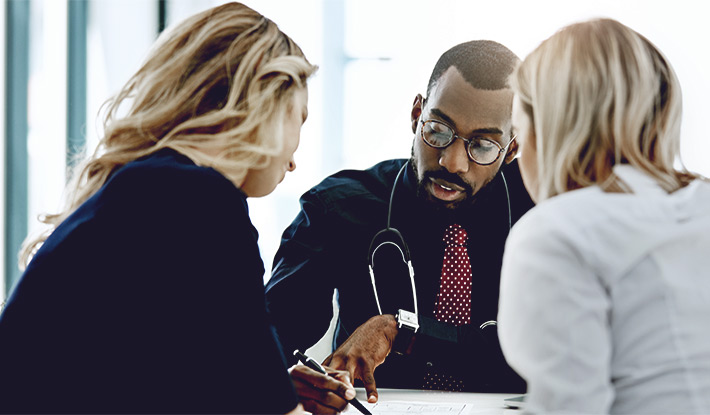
left=367, top=160, right=511, bottom=320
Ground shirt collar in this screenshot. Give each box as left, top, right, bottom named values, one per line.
left=613, top=164, right=667, bottom=196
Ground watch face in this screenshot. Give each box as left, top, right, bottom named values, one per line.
left=398, top=309, right=418, bottom=327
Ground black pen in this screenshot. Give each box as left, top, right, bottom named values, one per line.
left=293, top=350, right=372, bottom=415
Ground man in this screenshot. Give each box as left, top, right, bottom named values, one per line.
left=265, top=40, right=534, bottom=402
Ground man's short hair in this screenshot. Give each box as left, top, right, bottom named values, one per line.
left=427, top=40, right=520, bottom=95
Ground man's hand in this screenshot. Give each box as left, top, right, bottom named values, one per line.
left=289, top=364, right=356, bottom=414
left=322, top=314, right=398, bottom=403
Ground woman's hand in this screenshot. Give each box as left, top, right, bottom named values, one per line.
left=289, top=364, right=356, bottom=414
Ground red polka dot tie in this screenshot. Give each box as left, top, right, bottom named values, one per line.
left=423, top=224, right=471, bottom=391
left=434, top=224, right=472, bottom=326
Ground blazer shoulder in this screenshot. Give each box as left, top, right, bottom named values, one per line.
left=308, top=159, right=407, bottom=208
left=105, top=149, right=243, bottom=206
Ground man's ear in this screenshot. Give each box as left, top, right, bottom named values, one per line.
left=504, top=136, right=519, bottom=164
left=411, top=94, right=424, bottom=133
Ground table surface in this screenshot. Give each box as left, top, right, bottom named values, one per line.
left=344, top=388, right=523, bottom=415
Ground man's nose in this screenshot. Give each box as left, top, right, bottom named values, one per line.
left=438, top=138, right=469, bottom=174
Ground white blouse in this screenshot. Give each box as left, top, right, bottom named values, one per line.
left=498, top=165, right=710, bottom=414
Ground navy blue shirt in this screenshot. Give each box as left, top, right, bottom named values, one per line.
left=266, top=159, right=534, bottom=392
left=0, top=149, right=298, bottom=414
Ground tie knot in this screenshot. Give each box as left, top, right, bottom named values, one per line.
left=443, top=224, right=467, bottom=247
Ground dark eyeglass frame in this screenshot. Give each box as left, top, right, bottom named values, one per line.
left=419, top=118, right=516, bottom=166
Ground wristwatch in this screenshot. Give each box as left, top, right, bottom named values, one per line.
left=392, top=309, right=419, bottom=355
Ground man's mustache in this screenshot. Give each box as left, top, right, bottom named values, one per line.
left=423, top=169, right=473, bottom=194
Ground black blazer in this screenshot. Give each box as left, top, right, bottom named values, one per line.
left=0, top=149, right=297, bottom=414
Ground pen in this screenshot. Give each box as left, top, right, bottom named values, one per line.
left=293, top=350, right=372, bottom=415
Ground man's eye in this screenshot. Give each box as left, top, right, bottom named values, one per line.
left=432, top=131, right=451, bottom=140
left=471, top=138, right=498, bottom=152
left=424, top=125, right=452, bottom=145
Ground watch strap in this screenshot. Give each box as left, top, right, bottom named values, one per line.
left=392, top=309, right=418, bottom=355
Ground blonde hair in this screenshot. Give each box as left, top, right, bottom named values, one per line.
left=20, top=2, right=316, bottom=268
left=512, top=18, right=699, bottom=202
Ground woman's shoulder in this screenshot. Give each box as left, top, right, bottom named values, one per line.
left=102, top=148, right=247, bottom=211
left=510, top=177, right=710, bottom=279
left=513, top=186, right=606, bottom=235
left=114, top=148, right=237, bottom=191
left=507, top=186, right=625, bottom=271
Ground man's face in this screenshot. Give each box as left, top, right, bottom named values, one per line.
left=410, top=66, right=517, bottom=211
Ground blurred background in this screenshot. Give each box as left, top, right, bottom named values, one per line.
left=1, top=0, right=709, bottom=303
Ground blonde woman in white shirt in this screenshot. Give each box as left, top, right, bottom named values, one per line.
left=498, top=18, right=710, bottom=414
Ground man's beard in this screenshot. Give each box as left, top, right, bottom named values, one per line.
left=409, top=155, right=502, bottom=216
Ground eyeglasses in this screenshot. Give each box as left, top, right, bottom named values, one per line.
left=419, top=119, right=516, bottom=166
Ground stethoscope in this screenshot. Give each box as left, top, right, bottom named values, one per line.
left=367, top=160, right=511, bottom=327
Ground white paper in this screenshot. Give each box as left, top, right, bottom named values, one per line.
left=355, top=400, right=470, bottom=415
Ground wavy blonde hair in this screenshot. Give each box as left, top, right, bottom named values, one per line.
left=20, top=2, right=316, bottom=268
left=512, top=18, right=699, bottom=202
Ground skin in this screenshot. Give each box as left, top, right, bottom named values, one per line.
left=289, top=365, right=356, bottom=414
left=322, top=315, right=398, bottom=403
left=512, top=96, right=539, bottom=203
left=324, top=67, right=519, bottom=402
left=233, top=86, right=355, bottom=413
left=240, top=87, right=309, bottom=197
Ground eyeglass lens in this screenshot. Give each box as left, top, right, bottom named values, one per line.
left=421, top=120, right=502, bottom=164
